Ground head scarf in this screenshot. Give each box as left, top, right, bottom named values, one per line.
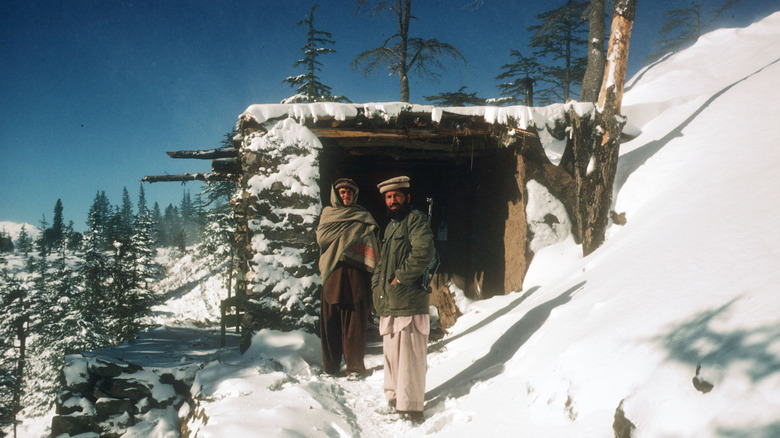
left=316, top=181, right=380, bottom=282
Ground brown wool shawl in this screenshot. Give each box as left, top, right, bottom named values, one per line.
left=316, top=186, right=380, bottom=282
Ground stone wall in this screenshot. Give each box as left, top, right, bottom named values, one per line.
left=51, top=354, right=196, bottom=437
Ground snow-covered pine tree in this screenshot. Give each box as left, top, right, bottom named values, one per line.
left=18, top=251, right=55, bottom=417
left=0, top=259, right=29, bottom=434
left=282, top=4, right=350, bottom=104
left=107, top=238, right=144, bottom=342
left=133, top=210, right=162, bottom=291
left=528, top=0, right=589, bottom=104
left=79, top=210, right=110, bottom=323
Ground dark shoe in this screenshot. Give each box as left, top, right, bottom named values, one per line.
left=398, top=410, right=425, bottom=425
left=346, top=371, right=365, bottom=381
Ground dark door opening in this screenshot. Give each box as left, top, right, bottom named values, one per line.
left=318, top=144, right=521, bottom=299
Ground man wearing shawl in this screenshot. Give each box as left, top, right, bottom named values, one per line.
left=316, top=178, right=380, bottom=378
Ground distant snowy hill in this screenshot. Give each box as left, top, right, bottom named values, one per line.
left=0, top=220, right=40, bottom=241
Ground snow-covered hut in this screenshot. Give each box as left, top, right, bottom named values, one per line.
left=223, top=101, right=589, bottom=338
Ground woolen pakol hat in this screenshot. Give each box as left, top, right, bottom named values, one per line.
left=334, top=178, right=357, bottom=191
left=377, top=176, right=410, bottom=194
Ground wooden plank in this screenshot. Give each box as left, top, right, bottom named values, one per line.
left=141, top=172, right=238, bottom=183
left=166, top=147, right=238, bottom=159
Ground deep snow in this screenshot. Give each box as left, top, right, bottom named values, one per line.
left=13, top=10, right=780, bottom=438
left=184, top=12, right=780, bottom=437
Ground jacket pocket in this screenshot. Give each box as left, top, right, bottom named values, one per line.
left=387, top=283, right=412, bottom=311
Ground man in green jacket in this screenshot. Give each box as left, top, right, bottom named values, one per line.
left=372, top=176, right=435, bottom=424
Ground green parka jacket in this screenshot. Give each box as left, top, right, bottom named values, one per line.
left=371, top=209, right=435, bottom=317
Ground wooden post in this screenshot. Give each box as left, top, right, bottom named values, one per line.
left=504, top=147, right=529, bottom=293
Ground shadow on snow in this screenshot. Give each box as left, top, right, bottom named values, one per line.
left=425, top=281, right=586, bottom=408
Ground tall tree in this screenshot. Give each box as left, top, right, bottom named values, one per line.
left=118, top=186, right=135, bottom=242
left=352, top=0, right=465, bottom=102
left=0, top=261, right=29, bottom=436
left=579, top=0, right=607, bottom=101
left=87, top=191, right=111, bottom=233
left=35, top=216, right=49, bottom=256
left=80, top=211, right=109, bottom=322
left=495, top=49, right=543, bottom=106
left=133, top=211, right=162, bottom=290
left=528, top=0, right=589, bottom=104
left=150, top=202, right=163, bottom=246
left=50, top=199, right=65, bottom=247
left=282, top=4, right=350, bottom=104
left=570, top=0, right=636, bottom=255
left=137, top=183, right=148, bottom=218
left=16, top=225, right=33, bottom=255
left=646, top=0, right=741, bottom=62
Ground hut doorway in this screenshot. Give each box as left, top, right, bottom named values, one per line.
left=319, top=144, right=525, bottom=300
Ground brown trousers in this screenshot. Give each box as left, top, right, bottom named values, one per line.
left=320, top=265, right=370, bottom=375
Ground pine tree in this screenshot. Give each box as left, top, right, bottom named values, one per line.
left=88, top=191, right=114, bottom=250
left=282, top=4, right=350, bottom=104
left=162, top=203, right=180, bottom=248
left=119, top=186, right=135, bottom=242
left=133, top=211, right=162, bottom=290
left=51, top=198, right=65, bottom=246
left=180, top=190, right=196, bottom=246
left=495, top=49, right=543, bottom=106
left=352, top=0, right=466, bottom=102
left=35, top=216, right=49, bottom=257
left=0, top=229, right=13, bottom=253
left=528, top=0, right=589, bottom=104
left=646, top=0, right=741, bottom=62
left=0, top=259, right=29, bottom=434
left=424, top=86, right=487, bottom=106
left=66, top=220, right=83, bottom=251
left=79, top=211, right=110, bottom=323
left=150, top=202, right=163, bottom=246
left=137, top=183, right=148, bottom=218
left=16, top=225, right=33, bottom=255
left=87, top=191, right=111, bottom=233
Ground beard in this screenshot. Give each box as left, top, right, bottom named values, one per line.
left=387, top=201, right=411, bottom=221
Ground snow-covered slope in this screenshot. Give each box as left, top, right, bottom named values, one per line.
left=177, top=12, right=780, bottom=438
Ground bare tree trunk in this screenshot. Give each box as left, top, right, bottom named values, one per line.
left=398, top=0, right=411, bottom=102
left=576, top=0, right=636, bottom=256
left=561, top=0, right=606, bottom=177
left=13, top=317, right=27, bottom=438
left=580, top=0, right=606, bottom=102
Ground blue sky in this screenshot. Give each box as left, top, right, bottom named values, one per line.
left=1, top=0, right=776, bottom=232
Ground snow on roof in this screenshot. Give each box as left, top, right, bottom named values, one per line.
left=240, top=101, right=594, bottom=131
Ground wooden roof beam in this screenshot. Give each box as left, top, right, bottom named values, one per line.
left=141, top=172, right=238, bottom=183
